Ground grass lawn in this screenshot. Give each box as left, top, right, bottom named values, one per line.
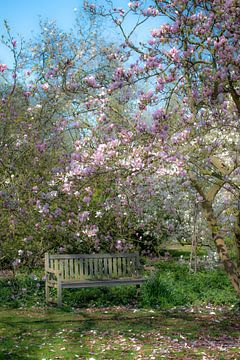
left=0, top=305, right=240, bottom=360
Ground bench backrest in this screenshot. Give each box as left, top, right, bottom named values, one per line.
left=45, top=253, right=141, bottom=280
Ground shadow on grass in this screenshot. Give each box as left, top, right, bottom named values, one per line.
left=0, top=307, right=240, bottom=359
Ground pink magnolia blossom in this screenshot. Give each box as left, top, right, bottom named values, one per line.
left=168, top=47, right=180, bottom=62
left=84, top=75, right=99, bottom=88
left=0, top=64, right=7, bottom=72
left=41, top=83, right=49, bottom=91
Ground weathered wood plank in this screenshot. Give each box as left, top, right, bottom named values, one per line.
left=98, top=258, right=103, bottom=277
left=79, top=259, right=84, bottom=279
left=64, top=259, right=69, bottom=280
left=60, top=260, right=64, bottom=278
left=49, top=253, right=139, bottom=259
left=89, top=258, right=93, bottom=277
left=74, top=258, right=79, bottom=279
left=126, top=257, right=131, bottom=275
left=108, top=258, right=113, bottom=276
left=84, top=258, right=89, bottom=277
left=129, top=258, right=134, bottom=274
left=62, top=278, right=146, bottom=288
left=69, top=259, right=74, bottom=279
left=54, top=259, right=59, bottom=271
left=113, top=258, right=117, bottom=277
left=122, top=257, right=126, bottom=276
left=94, top=258, right=98, bottom=276
left=57, top=273, right=62, bottom=307
left=103, top=258, right=108, bottom=277
left=117, top=257, right=121, bottom=276
left=45, top=253, right=49, bottom=269
left=134, top=257, right=139, bottom=275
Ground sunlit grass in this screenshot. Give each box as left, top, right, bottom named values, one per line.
left=0, top=306, right=239, bottom=359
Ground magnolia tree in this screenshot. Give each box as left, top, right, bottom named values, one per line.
left=0, top=14, right=133, bottom=267
left=59, top=0, right=240, bottom=294
left=2, top=11, right=163, bottom=267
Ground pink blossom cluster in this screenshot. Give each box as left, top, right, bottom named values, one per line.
left=142, top=7, right=159, bottom=17
left=144, top=56, right=162, bottom=70
left=41, top=83, right=50, bottom=91
left=84, top=75, right=99, bottom=88
left=152, top=109, right=166, bottom=121
left=45, top=67, right=58, bottom=78
left=128, top=2, right=140, bottom=10
left=171, top=129, right=191, bottom=145
left=0, top=64, right=7, bottom=72
left=168, top=47, right=180, bottom=62
left=83, top=2, right=96, bottom=13
left=139, top=91, right=157, bottom=110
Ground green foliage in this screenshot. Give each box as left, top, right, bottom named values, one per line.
left=0, top=274, right=137, bottom=309
left=0, top=275, right=44, bottom=308
left=140, top=262, right=238, bottom=308
left=62, top=286, right=137, bottom=308
left=158, top=246, right=207, bottom=259
left=0, top=263, right=238, bottom=309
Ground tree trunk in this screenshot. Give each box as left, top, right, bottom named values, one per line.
left=234, top=206, right=240, bottom=267
left=189, top=203, right=198, bottom=273
left=202, top=200, right=240, bottom=297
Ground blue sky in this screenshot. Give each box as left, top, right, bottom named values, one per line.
left=0, top=0, right=162, bottom=65
left=0, top=0, right=83, bottom=64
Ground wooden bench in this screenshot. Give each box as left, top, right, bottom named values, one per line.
left=45, top=252, right=146, bottom=306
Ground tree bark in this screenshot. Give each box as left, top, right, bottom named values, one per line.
left=202, top=200, right=240, bottom=296
left=234, top=207, right=240, bottom=267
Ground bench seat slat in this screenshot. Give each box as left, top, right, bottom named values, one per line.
left=61, top=278, right=146, bottom=288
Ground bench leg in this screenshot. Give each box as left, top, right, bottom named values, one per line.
left=136, top=284, right=141, bottom=296
left=57, top=280, right=62, bottom=307
left=45, top=281, right=50, bottom=303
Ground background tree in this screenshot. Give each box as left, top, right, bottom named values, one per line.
left=68, top=0, right=240, bottom=294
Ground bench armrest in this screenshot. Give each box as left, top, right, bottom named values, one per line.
left=46, top=268, right=61, bottom=275
left=45, top=268, right=62, bottom=282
